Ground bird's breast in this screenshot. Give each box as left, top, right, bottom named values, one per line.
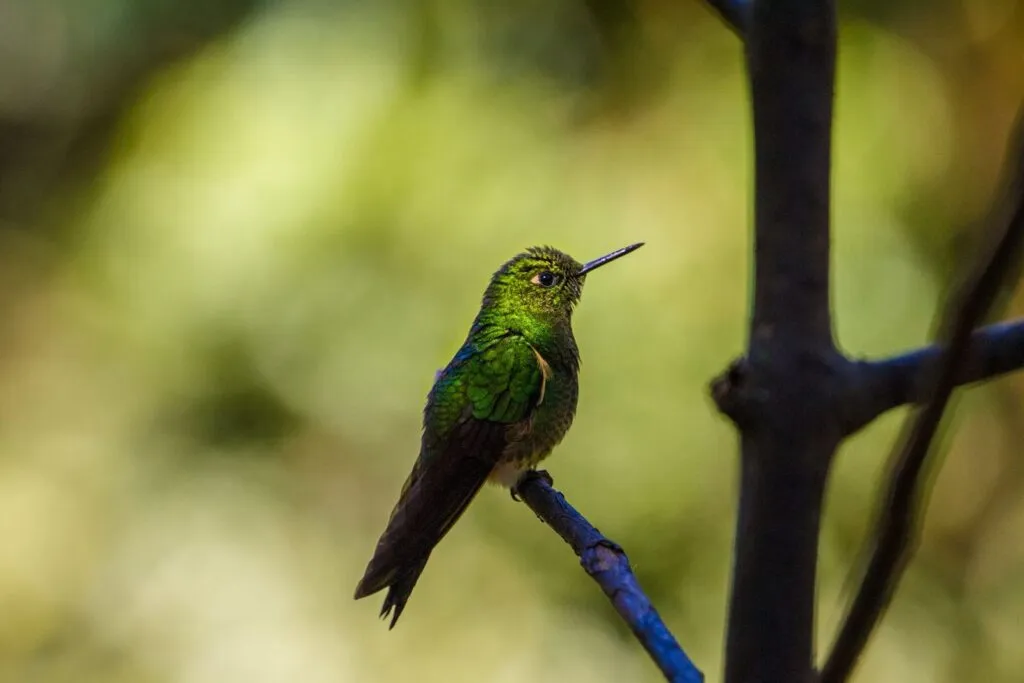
left=500, top=367, right=578, bottom=468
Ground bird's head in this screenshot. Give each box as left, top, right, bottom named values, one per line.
left=479, top=243, right=644, bottom=333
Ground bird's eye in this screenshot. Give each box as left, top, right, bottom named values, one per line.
left=532, top=271, right=561, bottom=288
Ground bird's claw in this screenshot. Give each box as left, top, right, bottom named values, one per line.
left=510, top=469, right=554, bottom=501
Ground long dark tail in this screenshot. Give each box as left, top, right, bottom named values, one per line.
left=355, top=553, right=429, bottom=628
left=354, top=438, right=502, bottom=627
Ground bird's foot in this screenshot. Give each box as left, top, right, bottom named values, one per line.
left=510, top=469, right=554, bottom=501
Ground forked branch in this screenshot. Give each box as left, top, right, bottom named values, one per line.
left=516, top=471, right=704, bottom=683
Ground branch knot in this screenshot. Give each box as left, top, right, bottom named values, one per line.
left=710, top=357, right=765, bottom=427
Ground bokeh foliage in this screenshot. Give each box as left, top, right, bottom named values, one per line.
left=1, top=1, right=1023, bottom=681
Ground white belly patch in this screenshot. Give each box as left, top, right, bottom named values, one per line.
left=489, top=461, right=527, bottom=488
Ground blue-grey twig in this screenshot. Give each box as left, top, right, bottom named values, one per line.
left=516, top=471, right=704, bottom=683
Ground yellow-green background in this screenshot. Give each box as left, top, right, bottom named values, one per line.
left=1, top=1, right=1023, bottom=681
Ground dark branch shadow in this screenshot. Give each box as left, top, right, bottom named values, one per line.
left=702, top=0, right=750, bottom=36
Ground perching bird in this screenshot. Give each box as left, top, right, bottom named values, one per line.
left=354, top=243, right=644, bottom=627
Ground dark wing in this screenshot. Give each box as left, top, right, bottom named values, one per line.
left=354, top=334, right=544, bottom=626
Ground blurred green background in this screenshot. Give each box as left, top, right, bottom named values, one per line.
left=1, top=1, right=1023, bottom=681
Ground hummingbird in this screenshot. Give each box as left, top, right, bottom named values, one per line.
left=354, top=242, right=644, bottom=627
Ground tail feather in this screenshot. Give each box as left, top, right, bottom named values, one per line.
left=354, top=416, right=508, bottom=627
left=377, top=557, right=428, bottom=629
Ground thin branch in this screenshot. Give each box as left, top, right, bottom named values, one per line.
left=515, top=471, right=704, bottom=683
left=701, top=0, right=750, bottom=36
left=843, top=319, right=1024, bottom=434
left=822, top=104, right=1024, bottom=683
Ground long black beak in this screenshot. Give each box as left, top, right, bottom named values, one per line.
left=578, top=242, right=645, bottom=275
